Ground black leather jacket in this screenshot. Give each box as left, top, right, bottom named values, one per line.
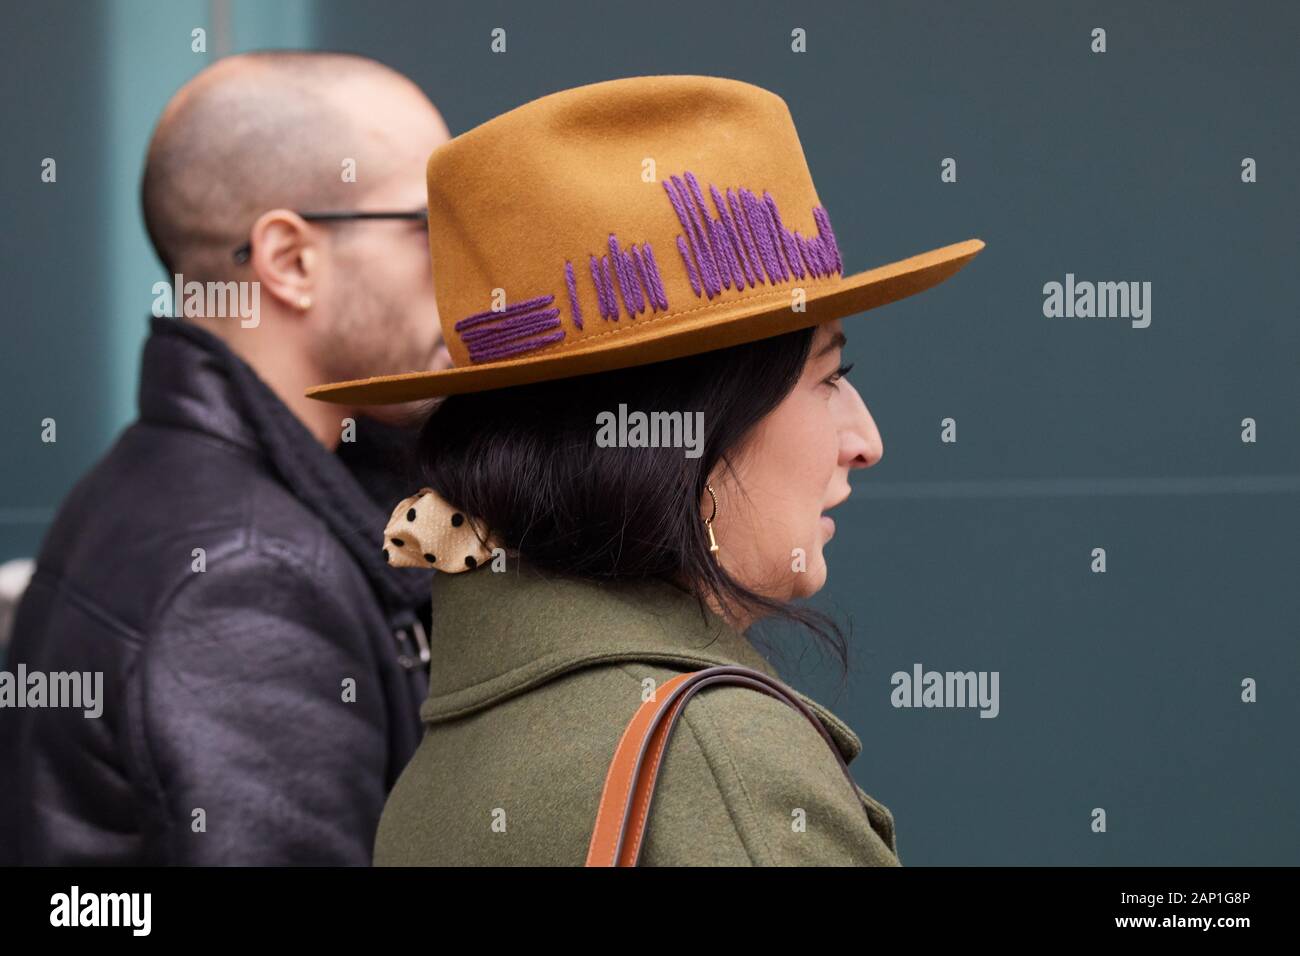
left=0, top=318, right=433, bottom=864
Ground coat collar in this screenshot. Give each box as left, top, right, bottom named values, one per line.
left=136, top=317, right=431, bottom=623
left=421, top=560, right=864, bottom=763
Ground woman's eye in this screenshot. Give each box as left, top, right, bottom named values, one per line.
left=824, top=362, right=854, bottom=388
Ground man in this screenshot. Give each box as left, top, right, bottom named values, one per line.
left=0, top=52, right=451, bottom=864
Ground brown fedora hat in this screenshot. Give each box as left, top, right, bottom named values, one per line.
left=306, top=75, right=984, bottom=405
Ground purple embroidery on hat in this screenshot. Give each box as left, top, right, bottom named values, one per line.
left=727, top=189, right=763, bottom=286
left=578, top=234, right=666, bottom=322
left=756, top=194, right=787, bottom=280
left=665, top=176, right=720, bottom=299
left=599, top=256, right=617, bottom=319
left=600, top=254, right=616, bottom=317
left=589, top=254, right=615, bottom=320
left=796, top=233, right=822, bottom=277
left=608, top=234, right=645, bottom=316
left=460, top=308, right=560, bottom=344
left=586, top=255, right=602, bottom=318
left=763, top=194, right=803, bottom=280
left=482, top=176, right=839, bottom=352
left=470, top=329, right=567, bottom=362
left=769, top=191, right=821, bottom=281
left=802, top=230, right=834, bottom=277
left=662, top=171, right=844, bottom=301
left=464, top=315, right=560, bottom=351
left=454, top=294, right=555, bottom=332
left=684, top=172, right=731, bottom=293
left=456, top=294, right=566, bottom=363
left=738, top=188, right=780, bottom=284
left=710, top=218, right=744, bottom=290
left=662, top=178, right=701, bottom=296
left=630, top=245, right=651, bottom=311
left=713, top=185, right=756, bottom=289
left=564, top=260, right=583, bottom=331
left=633, top=244, right=668, bottom=311
left=811, top=205, right=842, bottom=273
left=676, top=235, right=701, bottom=297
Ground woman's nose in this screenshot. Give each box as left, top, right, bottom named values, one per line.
left=837, top=378, right=883, bottom=469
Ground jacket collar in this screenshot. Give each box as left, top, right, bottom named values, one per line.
left=136, top=317, right=431, bottom=621
left=421, top=560, right=864, bottom=762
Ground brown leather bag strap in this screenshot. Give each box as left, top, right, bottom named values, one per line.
left=585, top=664, right=859, bottom=867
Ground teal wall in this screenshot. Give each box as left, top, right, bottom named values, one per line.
left=1, top=0, right=312, bottom=557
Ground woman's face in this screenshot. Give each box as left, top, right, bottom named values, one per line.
left=710, top=320, right=882, bottom=608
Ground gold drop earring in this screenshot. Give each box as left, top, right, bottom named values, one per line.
left=704, top=483, right=720, bottom=559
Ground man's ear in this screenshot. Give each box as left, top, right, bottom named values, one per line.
left=247, top=209, right=319, bottom=312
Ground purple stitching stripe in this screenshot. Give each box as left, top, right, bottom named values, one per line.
left=685, top=172, right=730, bottom=293
left=465, top=318, right=560, bottom=350
left=608, top=234, right=645, bottom=316
left=727, top=189, right=763, bottom=286
left=564, top=260, right=583, bottom=330
left=759, top=189, right=789, bottom=281
left=739, top=188, right=780, bottom=284
left=813, top=206, right=843, bottom=273
left=796, top=233, right=821, bottom=277
left=633, top=243, right=668, bottom=311
left=465, top=316, right=563, bottom=361
left=765, top=193, right=804, bottom=280
left=589, top=254, right=614, bottom=319
left=665, top=175, right=720, bottom=299
left=713, top=185, right=756, bottom=288
left=631, top=245, right=652, bottom=312
left=456, top=294, right=567, bottom=363
left=460, top=308, right=560, bottom=344
left=676, top=235, right=701, bottom=296
left=454, top=294, right=555, bottom=332
left=599, top=256, right=617, bottom=320
left=677, top=174, right=718, bottom=293
left=663, top=172, right=843, bottom=302
left=710, top=218, right=742, bottom=290
left=579, top=233, right=667, bottom=322
left=470, top=329, right=567, bottom=362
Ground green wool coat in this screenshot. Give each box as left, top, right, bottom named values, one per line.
left=374, top=560, right=901, bottom=866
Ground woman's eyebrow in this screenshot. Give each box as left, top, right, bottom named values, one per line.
left=815, top=330, right=848, bottom=357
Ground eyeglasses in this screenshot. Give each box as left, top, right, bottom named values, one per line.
left=232, top=208, right=428, bottom=264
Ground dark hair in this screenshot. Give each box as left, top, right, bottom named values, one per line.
left=415, top=327, right=847, bottom=672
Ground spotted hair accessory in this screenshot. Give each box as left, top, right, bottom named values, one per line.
left=382, top=487, right=498, bottom=572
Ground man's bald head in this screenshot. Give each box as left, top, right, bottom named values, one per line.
left=141, top=51, right=430, bottom=279
left=139, top=51, right=450, bottom=444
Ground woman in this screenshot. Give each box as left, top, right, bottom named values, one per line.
left=306, top=75, right=984, bottom=865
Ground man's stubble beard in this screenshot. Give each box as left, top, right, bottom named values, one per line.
left=313, top=279, right=431, bottom=386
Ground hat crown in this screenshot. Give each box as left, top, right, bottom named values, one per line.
left=425, top=75, right=843, bottom=368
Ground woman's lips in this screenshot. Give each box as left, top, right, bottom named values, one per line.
left=820, top=493, right=849, bottom=540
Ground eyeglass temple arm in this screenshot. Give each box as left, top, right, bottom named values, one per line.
left=298, top=210, right=427, bottom=222
left=233, top=209, right=427, bottom=262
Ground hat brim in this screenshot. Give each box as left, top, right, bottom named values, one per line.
left=306, top=237, right=984, bottom=405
